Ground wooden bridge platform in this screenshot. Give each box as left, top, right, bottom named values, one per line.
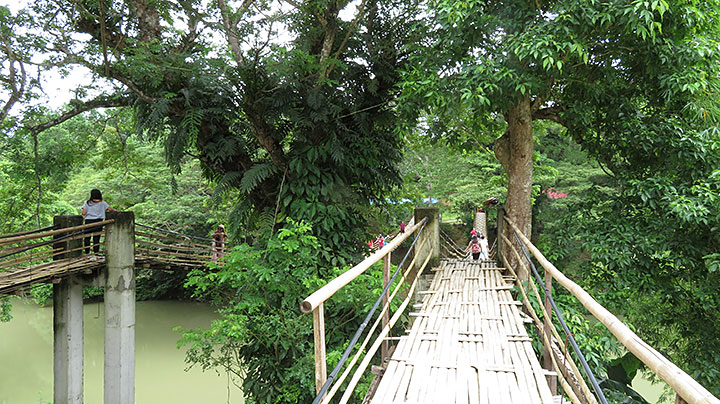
left=370, top=258, right=555, bottom=404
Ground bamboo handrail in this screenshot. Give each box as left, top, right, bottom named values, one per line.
left=0, top=219, right=114, bottom=247
left=320, top=238, right=429, bottom=404
left=135, top=247, right=209, bottom=260
left=337, top=248, right=434, bottom=404
left=300, top=217, right=428, bottom=314
left=134, top=239, right=207, bottom=254
left=505, top=218, right=720, bottom=404
left=502, top=233, right=597, bottom=404
left=0, top=225, right=54, bottom=239
left=134, top=231, right=215, bottom=250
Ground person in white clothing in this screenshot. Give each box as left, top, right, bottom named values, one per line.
left=479, top=234, right=489, bottom=259
left=81, top=189, right=117, bottom=256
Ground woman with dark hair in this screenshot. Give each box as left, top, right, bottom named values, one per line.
left=81, top=189, right=117, bottom=258
left=465, top=234, right=482, bottom=261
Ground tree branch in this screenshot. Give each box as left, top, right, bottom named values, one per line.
left=27, top=95, right=132, bottom=135
left=532, top=105, right=566, bottom=126
left=218, top=0, right=254, bottom=66
left=0, top=34, right=27, bottom=124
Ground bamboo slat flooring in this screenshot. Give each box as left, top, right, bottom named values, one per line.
left=370, top=258, right=555, bottom=404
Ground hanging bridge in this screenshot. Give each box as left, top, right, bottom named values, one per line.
left=0, top=215, right=222, bottom=294
left=300, top=208, right=720, bottom=404
left=1, top=208, right=719, bottom=404
left=0, top=211, right=225, bottom=404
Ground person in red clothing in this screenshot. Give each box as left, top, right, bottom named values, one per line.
left=211, top=224, right=228, bottom=262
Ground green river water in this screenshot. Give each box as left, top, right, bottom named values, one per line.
left=0, top=298, right=673, bottom=404
left=0, top=298, right=244, bottom=404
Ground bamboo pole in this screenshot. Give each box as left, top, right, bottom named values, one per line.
left=338, top=248, right=434, bottom=404
left=382, top=252, right=391, bottom=361
left=0, top=219, right=113, bottom=247
left=321, top=242, right=427, bottom=404
left=505, top=218, right=720, bottom=404
left=502, top=233, right=597, bottom=404
left=301, top=217, right=427, bottom=313
left=313, top=303, right=327, bottom=395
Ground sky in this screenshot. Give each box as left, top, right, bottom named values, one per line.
left=1, top=0, right=363, bottom=112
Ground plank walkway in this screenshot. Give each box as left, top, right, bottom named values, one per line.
left=370, top=258, right=555, bottom=404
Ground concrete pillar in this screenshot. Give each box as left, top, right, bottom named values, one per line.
left=414, top=207, right=440, bottom=270
left=103, top=211, right=135, bottom=404
left=53, top=215, right=84, bottom=404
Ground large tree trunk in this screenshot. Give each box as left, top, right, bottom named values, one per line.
left=494, top=95, right=534, bottom=280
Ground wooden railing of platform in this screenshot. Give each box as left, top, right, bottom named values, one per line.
left=300, top=214, right=434, bottom=401
left=503, top=217, right=720, bottom=404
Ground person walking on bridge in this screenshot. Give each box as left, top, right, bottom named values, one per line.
left=466, top=234, right=482, bottom=261
left=479, top=234, right=489, bottom=260
left=212, top=224, right=228, bottom=262
left=81, top=189, right=117, bottom=258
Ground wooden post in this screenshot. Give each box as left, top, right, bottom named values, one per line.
left=313, top=303, right=327, bottom=394
left=676, top=394, right=688, bottom=404
left=382, top=253, right=391, bottom=362
left=104, top=211, right=135, bottom=404
left=544, top=271, right=557, bottom=394
left=52, top=215, right=84, bottom=404
left=496, top=207, right=505, bottom=265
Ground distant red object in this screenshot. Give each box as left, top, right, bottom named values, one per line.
left=542, top=187, right=569, bottom=199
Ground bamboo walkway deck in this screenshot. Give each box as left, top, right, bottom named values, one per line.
left=370, top=258, right=556, bottom=404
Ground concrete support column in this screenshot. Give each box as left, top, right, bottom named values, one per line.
left=53, top=215, right=84, bottom=404
left=104, top=211, right=135, bottom=404
left=414, top=207, right=440, bottom=270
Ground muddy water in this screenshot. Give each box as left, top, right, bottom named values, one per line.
left=0, top=299, right=244, bottom=404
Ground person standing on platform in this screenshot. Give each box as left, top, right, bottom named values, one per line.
left=81, top=189, right=117, bottom=259
left=212, top=224, right=229, bottom=262
left=400, top=220, right=406, bottom=234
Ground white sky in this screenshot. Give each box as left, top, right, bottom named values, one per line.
left=1, top=0, right=362, bottom=111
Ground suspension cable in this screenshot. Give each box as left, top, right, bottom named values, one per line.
left=311, top=220, right=428, bottom=404
left=509, top=226, right=609, bottom=404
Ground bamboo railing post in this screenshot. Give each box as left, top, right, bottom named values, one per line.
left=544, top=270, right=557, bottom=394
left=382, top=252, right=391, bottom=362
left=496, top=207, right=505, bottom=265
left=313, top=304, right=327, bottom=394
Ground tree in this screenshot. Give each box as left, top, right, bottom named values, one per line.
left=399, top=0, right=720, bottom=272
left=1, top=0, right=422, bottom=259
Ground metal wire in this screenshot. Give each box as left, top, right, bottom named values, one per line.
left=311, top=219, right=428, bottom=404
left=509, top=227, right=609, bottom=404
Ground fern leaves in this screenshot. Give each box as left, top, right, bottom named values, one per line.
left=239, top=163, right=278, bottom=194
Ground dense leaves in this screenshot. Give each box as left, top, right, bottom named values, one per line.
left=179, top=219, right=386, bottom=404
left=1, top=0, right=423, bottom=258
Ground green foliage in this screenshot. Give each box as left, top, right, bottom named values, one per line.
left=179, top=219, right=388, bottom=404
left=0, top=296, right=11, bottom=322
